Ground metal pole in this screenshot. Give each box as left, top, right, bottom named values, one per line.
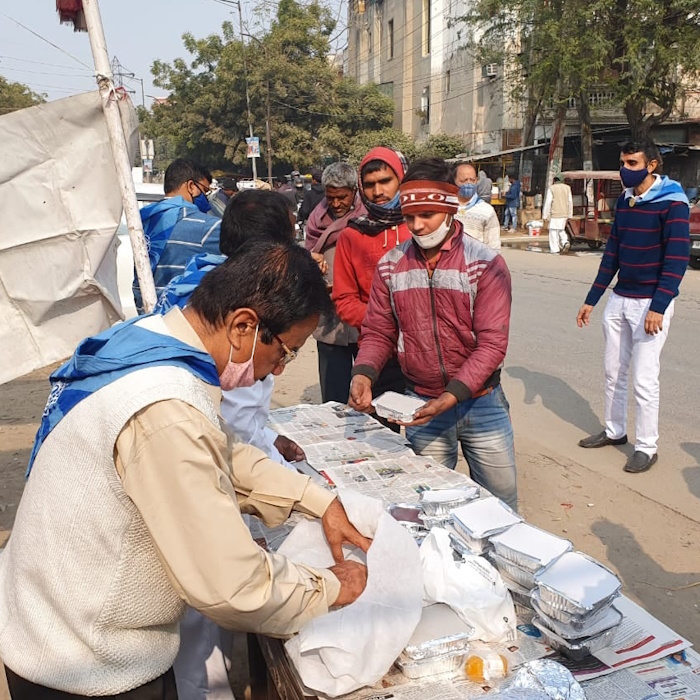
left=81, top=0, right=157, bottom=312
left=266, top=78, right=273, bottom=184
left=237, top=0, right=257, bottom=180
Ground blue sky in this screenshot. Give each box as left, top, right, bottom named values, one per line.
left=0, top=0, right=346, bottom=106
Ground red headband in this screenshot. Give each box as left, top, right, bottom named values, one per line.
left=399, top=180, right=459, bottom=215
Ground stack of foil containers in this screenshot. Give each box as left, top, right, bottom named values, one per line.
left=448, top=497, right=523, bottom=556
left=531, top=552, right=622, bottom=660
left=488, top=523, right=572, bottom=623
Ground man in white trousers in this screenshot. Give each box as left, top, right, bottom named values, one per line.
left=576, top=140, right=690, bottom=473
left=543, top=174, right=573, bottom=254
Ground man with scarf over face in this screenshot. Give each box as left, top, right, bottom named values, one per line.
left=332, top=147, right=412, bottom=409
left=576, top=140, right=690, bottom=474
left=348, top=158, right=517, bottom=510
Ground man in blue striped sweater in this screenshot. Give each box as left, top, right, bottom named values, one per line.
left=576, top=140, right=690, bottom=473
left=132, top=159, right=222, bottom=313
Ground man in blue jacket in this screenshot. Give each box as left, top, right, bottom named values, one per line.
left=132, top=159, right=222, bottom=313
left=576, top=140, right=690, bottom=473
left=503, top=172, right=521, bottom=232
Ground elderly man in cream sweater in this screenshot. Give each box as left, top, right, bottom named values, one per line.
left=543, top=174, right=574, bottom=254
left=452, top=161, right=501, bottom=250
left=0, top=241, right=369, bottom=700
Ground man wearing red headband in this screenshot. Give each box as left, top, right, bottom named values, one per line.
left=332, top=146, right=412, bottom=411
left=348, top=158, right=517, bottom=509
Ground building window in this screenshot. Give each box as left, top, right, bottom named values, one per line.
left=368, top=29, right=372, bottom=54
left=420, top=87, right=430, bottom=127
left=446, top=70, right=451, bottom=93
left=422, top=0, right=431, bottom=56
left=388, top=19, right=394, bottom=59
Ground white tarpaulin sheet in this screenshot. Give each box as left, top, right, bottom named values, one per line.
left=0, top=90, right=138, bottom=385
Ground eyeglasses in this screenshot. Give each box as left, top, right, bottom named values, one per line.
left=273, top=333, right=297, bottom=366
left=191, top=180, right=212, bottom=197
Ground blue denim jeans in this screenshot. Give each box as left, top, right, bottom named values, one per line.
left=406, top=385, right=517, bottom=510
left=503, top=206, right=518, bottom=229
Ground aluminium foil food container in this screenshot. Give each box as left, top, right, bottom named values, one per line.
left=490, top=523, right=572, bottom=573
left=450, top=497, right=522, bottom=540
left=402, top=604, right=473, bottom=660
left=396, top=648, right=468, bottom=679
left=448, top=519, right=491, bottom=555
left=514, top=602, right=535, bottom=624
left=532, top=616, right=618, bottom=662
left=529, top=589, right=615, bottom=629
left=531, top=591, right=622, bottom=639
left=489, top=551, right=537, bottom=590
left=388, top=503, right=429, bottom=538
left=371, top=391, right=427, bottom=423
left=534, top=552, right=621, bottom=617
left=509, top=588, right=534, bottom=611
left=419, top=487, right=480, bottom=516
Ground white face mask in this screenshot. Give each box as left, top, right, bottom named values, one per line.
left=411, top=216, right=452, bottom=249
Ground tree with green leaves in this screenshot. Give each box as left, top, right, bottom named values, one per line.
left=139, top=0, right=395, bottom=174
left=0, top=76, right=45, bottom=116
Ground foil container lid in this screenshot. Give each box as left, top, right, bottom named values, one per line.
left=491, top=523, right=572, bottom=569
left=451, top=497, right=522, bottom=539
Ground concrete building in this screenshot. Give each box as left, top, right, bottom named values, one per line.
left=345, top=0, right=523, bottom=153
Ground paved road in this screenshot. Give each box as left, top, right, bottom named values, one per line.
left=501, top=247, right=700, bottom=523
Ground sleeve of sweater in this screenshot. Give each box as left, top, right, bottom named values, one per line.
left=332, top=230, right=367, bottom=329
left=650, top=200, right=690, bottom=314
left=584, top=211, right=621, bottom=307
left=352, top=264, right=398, bottom=383
left=446, top=255, right=512, bottom=400
left=485, top=207, right=502, bottom=250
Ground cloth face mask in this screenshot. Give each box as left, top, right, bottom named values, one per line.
left=219, top=323, right=258, bottom=390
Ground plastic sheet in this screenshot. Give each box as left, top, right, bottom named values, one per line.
left=534, top=552, right=621, bottom=616
left=491, top=523, right=571, bottom=573
left=532, top=617, right=618, bottom=661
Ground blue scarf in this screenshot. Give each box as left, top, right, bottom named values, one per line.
left=27, top=315, right=220, bottom=476
left=624, top=175, right=689, bottom=205
left=155, top=253, right=226, bottom=313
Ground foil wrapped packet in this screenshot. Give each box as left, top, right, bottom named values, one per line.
left=496, top=659, right=586, bottom=700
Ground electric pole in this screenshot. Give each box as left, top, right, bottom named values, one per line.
left=236, top=1, right=258, bottom=181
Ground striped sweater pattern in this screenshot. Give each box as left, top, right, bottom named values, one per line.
left=585, top=195, right=690, bottom=314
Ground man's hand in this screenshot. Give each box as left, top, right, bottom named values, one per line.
left=398, top=392, right=457, bottom=427
left=348, top=375, right=373, bottom=413
left=274, top=435, right=305, bottom=462
left=577, top=304, right=594, bottom=328
left=644, top=310, right=664, bottom=335
left=321, top=498, right=372, bottom=564
left=329, top=560, right=368, bottom=606
left=311, top=252, right=328, bottom=276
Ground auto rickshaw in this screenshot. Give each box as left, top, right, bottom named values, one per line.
left=562, top=170, right=623, bottom=249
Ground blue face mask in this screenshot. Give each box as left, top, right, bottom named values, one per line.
left=378, top=191, right=401, bottom=210
left=459, top=183, right=477, bottom=200
left=620, top=166, right=649, bottom=189
left=193, top=192, right=212, bottom=213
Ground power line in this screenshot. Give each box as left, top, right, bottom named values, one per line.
left=0, top=12, right=92, bottom=70
left=0, top=66, right=94, bottom=79
left=0, top=54, right=92, bottom=72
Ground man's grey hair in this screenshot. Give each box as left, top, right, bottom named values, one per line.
left=322, top=162, right=357, bottom=190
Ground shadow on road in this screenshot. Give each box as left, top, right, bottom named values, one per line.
left=506, top=366, right=603, bottom=435
left=591, top=519, right=700, bottom=642
left=681, top=442, right=700, bottom=500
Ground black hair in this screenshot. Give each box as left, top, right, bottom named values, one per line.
left=402, top=157, right=452, bottom=184
left=189, top=240, right=334, bottom=341
left=621, top=140, right=662, bottom=168
left=450, top=160, right=477, bottom=183
left=311, top=167, right=323, bottom=183
left=219, top=190, right=294, bottom=257
left=360, top=159, right=394, bottom=181
left=164, top=159, right=212, bottom=194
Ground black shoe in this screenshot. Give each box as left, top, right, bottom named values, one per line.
left=624, top=451, right=658, bottom=473
left=578, top=431, right=628, bottom=449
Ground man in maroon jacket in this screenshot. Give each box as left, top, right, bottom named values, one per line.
left=348, top=159, right=517, bottom=509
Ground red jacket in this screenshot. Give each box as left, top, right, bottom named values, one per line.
left=353, top=224, right=512, bottom=401
left=332, top=222, right=411, bottom=330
